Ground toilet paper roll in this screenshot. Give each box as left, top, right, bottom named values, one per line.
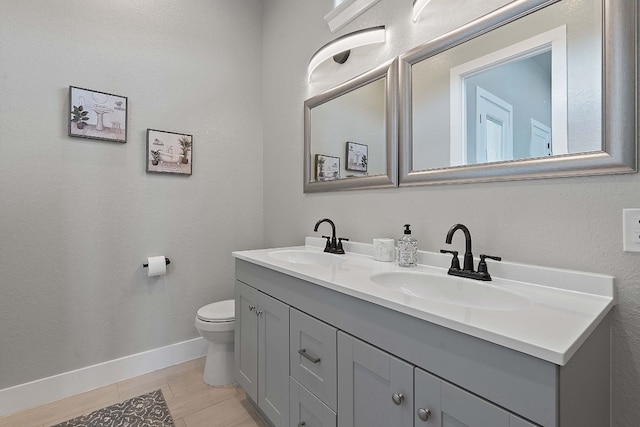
left=373, top=238, right=395, bottom=262
left=147, top=256, right=167, bottom=277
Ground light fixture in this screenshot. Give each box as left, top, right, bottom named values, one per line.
left=324, top=0, right=382, bottom=33
left=412, top=0, right=433, bottom=23
left=308, top=26, right=386, bottom=82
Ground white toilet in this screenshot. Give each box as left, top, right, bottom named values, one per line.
left=194, top=299, right=235, bottom=386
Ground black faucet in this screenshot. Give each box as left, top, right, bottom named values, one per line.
left=314, top=218, right=348, bottom=254
left=440, top=223, right=501, bottom=281
left=445, top=224, right=474, bottom=271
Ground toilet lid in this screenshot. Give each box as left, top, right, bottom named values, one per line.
left=197, top=299, right=235, bottom=322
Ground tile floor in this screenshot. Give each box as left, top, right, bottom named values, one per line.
left=0, top=357, right=267, bottom=427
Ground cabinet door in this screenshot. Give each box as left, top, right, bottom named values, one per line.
left=235, top=280, right=258, bottom=402
left=510, top=415, right=537, bottom=427
left=290, top=377, right=337, bottom=427
left=258, top=292, right=290, bottom=427
left=441, top=382, right=509, bottom=427
left=414, top=367, right=442, bottom=426
left=290, top=308, right=337, bottom=411
left=415, top=367, right=510, bottom=427
left=337, top=332, right=413, bottom=427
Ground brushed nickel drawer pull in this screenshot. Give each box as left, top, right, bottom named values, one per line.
left=298, top=348, right=321, bottom=364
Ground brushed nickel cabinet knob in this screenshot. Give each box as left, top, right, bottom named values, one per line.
left=392, top=392, right=405, bottom=405
left=417, top=408, right=431, bottom=422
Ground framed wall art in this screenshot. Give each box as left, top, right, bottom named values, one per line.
left=146, top=129, right=193, bottom=176
left=346, top=141, right=368, bottom=172
left=69, top=86, right=127, bottom=143
left=315, top=154, right=340, bottom=181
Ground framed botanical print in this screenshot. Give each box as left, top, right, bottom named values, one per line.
left=146, top=129, right=193, bottom=176
left=315, top=154, right=340, bottom=181
left=346, top=141, right=368, bottom=172
left=69, top=86, right=127, bottom=143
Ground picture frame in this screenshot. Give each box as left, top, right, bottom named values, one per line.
left=146, top=129, right=193, bottom=176
left=346, top=141, right=368, bottom=172
left=69, top=86, right=127, bottom=143
left=315, top=154, right=340, bottom=181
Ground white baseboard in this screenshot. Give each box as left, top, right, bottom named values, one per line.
left=0, top=337, right=208, bottom=417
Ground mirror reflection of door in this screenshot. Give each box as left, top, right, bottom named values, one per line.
left=475, top=86, right=513, bottom=163
left=446, top=25, right=568, bottom=168
left=530, top=118, right=552, bottom=157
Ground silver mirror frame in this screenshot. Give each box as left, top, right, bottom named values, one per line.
left=304, top=59, right=399, bottom=193
left=399, top=0, right=637, bottom=185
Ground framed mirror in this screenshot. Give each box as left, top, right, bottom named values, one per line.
left=304, top=59, right=398, bottom=192
left=399, top=0, right=636, bottom=185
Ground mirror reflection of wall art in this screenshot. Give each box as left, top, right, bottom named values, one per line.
left=146, top=129, right=193, bottom=176
left=69, top=86, right=127, bottom=143
left=315, top=154, right=340, bottom=181
left=346, top=141, right=368, bottom=173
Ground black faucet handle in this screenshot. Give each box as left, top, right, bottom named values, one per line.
left=478, top=254, right=502, bottom=274
left=440, top=249, right=460, bottom=270
left=336, top=237, right=349, bottom=254
left=321, top=236, right=332, bottom=252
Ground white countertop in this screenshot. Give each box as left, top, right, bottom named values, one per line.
left=233, top=237, right=615, bottom=365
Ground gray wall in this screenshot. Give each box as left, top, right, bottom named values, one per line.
left=0, top=0, right=263, bottom=389
left=262, top=0, right=640, bottom=425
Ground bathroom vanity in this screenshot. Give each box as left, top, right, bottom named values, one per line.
left=233, top=238, right=615, bottom=427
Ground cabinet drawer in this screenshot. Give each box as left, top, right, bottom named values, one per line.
left=290, top=308, right=337, bottom=411
left=289, top=377, right=336, bottom=427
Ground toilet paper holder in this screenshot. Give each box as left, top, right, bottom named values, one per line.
left=143, top=257, right=171, bottom=268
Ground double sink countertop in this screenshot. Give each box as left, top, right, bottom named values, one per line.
left=233, top=237, right=615, bottom=366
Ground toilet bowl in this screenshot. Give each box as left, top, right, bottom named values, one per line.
left=194, top=299, right=235, bottom=386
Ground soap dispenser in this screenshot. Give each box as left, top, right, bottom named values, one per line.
left=398, top=224, right=418, bottom=268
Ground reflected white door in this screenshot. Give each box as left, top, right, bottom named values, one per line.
left=475, top=86, right=513, bottom=163
left=530, top=118, right=552, bottom=157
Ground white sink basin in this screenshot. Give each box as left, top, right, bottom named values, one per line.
left=370, top=271, right=531, bottom=311
left=268, top=250, right=346, bottom=266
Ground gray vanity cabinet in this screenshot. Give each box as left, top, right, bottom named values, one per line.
left=235, top=259, right=610, bottom=427
left=337, top=332, right=414, bottom=427
left=290, top=308, right=338, bottom=411
left=235, top=280, right=290, bottom=427
left=289, top=377, right=337, bottom=427
left=414, top=368, right=537, bottom=427
left=235, top=280, right=258, bottom=398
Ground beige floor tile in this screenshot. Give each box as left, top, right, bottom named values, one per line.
left=118, top=381, right=174, bottom=403
left=165, top=384, right=240, bottom=421
left=0, top=417, right=43, bottom=427
left=0, top=384, right=118, bottom=427
left=43, top=410, right=85, bottom=427
left=168, top=370, right=236, bottom=398
left=0, top=357, right=250, bottom=427
left=183, top=395, right=267, bottom=427
left=116, top=358, right=202, bottom=398
left=174, top=418, right=188, bottom=427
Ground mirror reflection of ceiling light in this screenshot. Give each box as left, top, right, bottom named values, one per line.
left=308, top=26, right=386, bottom=82
left=413, top=0, right=433, bottom=22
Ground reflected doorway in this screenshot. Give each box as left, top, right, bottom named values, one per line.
left=475, top=86, right=513, bottom=163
